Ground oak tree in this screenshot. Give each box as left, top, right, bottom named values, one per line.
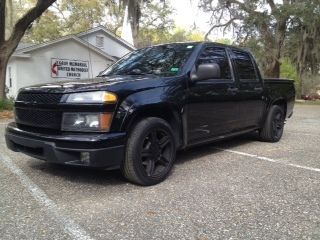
left=199, top=0, right=297, bottom=78
left=0, top=0, right=56, bottom=100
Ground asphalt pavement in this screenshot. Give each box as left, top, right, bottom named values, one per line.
left=0, top=104, right=319, bottom=240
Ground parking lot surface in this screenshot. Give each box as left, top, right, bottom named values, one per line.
left=1, top=104, right=320, bottom=240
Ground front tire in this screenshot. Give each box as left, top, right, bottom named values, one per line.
left=259, top=105, right=285, bottom=142
left=121, top=117, right=176, bottom=186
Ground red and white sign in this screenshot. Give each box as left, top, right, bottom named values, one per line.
left=51, top=58, right=89, bottom=79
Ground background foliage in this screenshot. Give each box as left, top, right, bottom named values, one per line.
left=10, top=0, right=205, bottom=47
left=5, top=0, right=320, bottom=98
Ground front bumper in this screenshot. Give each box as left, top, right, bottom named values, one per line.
left=5, top=122, right=126, bottom=169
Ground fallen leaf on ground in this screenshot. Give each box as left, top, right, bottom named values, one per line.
left=0, top=110, right=14, bottom=120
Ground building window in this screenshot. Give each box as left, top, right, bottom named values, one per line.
left=96, top=36, right=104, bottom=49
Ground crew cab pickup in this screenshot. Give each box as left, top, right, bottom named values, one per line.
left=5, top=42, right=295, bottom=185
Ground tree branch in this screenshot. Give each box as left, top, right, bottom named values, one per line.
left=205, top=17, right=238, bottom=40
left=227, top=0, right=253, bottom=13
left=227, top=0, right=264, bottom=17
left=266, top=0, right=277, bottom=13
left=6, top=0, right=56, bottom=53
left=51, top=2, right=68, bottom=23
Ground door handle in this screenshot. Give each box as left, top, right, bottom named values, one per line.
left=227, top=87, right=239, bottom=93
left=254, top=87, right=263, bottom=91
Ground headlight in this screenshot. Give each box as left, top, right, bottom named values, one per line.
left=65, top=91, right=117, bottom=104
left=62, top=112, right=113, bottom=132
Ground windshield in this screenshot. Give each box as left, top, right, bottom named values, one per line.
left=100, top=43, right=197, bottom=77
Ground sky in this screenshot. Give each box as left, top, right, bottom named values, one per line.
left=170, top=0, right=233, bottom=40
left=170, top=0, right=211, bottom=32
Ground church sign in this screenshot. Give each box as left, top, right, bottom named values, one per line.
left=51, top=58, right=89, bottom=79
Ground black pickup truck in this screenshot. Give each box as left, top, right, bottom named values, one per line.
left=5, top=42, right=295, bottom=185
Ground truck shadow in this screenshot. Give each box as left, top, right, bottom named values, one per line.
left=175, top=132, right=259, bottom=165
left=29, top=162, right=126, bottom=186
left=29, top=132, right=259, bottom=186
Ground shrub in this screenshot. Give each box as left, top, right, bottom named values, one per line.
left=0, top=99, right=14, bottom=111
left=280, top=58, right=301, bottom=96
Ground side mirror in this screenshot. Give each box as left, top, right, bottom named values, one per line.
left=191, top=63, right=221, bottom=81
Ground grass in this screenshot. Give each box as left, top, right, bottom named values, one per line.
left=295, top=99, right=320, bottom=105
left=0, top=99, right=14, bottom=111
left=0, top=100, right=14, bottom=120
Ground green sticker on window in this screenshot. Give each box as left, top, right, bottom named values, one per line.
left=170, top=67, right=179, bottom=72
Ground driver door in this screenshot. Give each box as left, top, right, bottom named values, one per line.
left=187, top=45, right=240, bottom=144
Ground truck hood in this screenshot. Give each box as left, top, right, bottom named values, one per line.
left=19, top=75, right=170, bottom=96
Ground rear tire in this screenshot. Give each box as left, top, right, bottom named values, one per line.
left=121, top=117, right=176, bottom=186
left=259, top=105, right=285, bottom=142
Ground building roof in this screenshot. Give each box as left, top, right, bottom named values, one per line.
left=13, top=26, right=136, bottom=59
left=77, top=25, right=136, bottom=51
left=13, top=35, right=117, bottom=61
left=16, top=42, right=35, bottom=51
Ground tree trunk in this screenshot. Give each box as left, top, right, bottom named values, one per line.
left=265, top=59, right=280, bottom=78
left=0, top=0, right=5, bottom=43
left=122, top=0, right=141, bottom=47
left=0, top=55, right=8, bottom=100
left=0, top=0, right=7, bottom=100
left=131, top=20, right=139, bottom=47
left=264, top=19, right=287, bottom=78
left=299, top=73, right=304, bottom=98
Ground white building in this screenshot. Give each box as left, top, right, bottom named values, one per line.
left=6, top=26, right=135, bottom=98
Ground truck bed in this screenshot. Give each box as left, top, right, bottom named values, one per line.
left=264, top=78, right=296, bottom=118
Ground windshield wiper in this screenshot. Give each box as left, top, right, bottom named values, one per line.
left=127, top=72, right=150, bottom=76
left=125, top=68, right=155, bottom=76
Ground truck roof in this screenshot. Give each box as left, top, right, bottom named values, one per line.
left=148, top=41, right=250, bottom=53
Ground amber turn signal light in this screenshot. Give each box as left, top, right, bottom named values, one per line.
left=100, top=113, right=113, bottom=131
left=103, top=92, right=117, bottom=103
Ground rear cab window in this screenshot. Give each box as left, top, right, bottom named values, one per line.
left=231, top=50, right=259, bottom=82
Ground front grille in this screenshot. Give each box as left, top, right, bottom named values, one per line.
left=16, top=93, right=63, bottom=104
left=15, top=108, right=61, bottom=129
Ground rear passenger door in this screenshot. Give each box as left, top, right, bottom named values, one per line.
left=230, top=50, right=265, bottom=129
left=187, top=45, right=240, bottom=143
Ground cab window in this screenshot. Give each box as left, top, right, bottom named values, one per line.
left=197, top=47, right=232, bottom=80
left=232, top=50, right=258, bottom=81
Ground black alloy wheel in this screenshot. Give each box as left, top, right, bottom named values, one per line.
left=140, top=128, right=173, bottom=177
left=122, top=117, right=176, bottom=186
left=272, top=110, right=284, bottom=140
left=259, top=105, right=285, bottom=142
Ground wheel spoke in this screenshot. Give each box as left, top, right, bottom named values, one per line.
left=272, top=121, right=277, bottom=135
left=150, top=131, right=158, bottom=145
left=158, top=156, right=169, bottom=166
left=146, top=160, right=155, bottom=176
left=272, top=111, right=284, bottom=138
left=141, top=149, right=153, bottom=158
left=159, top=135, right=170, bottom=149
